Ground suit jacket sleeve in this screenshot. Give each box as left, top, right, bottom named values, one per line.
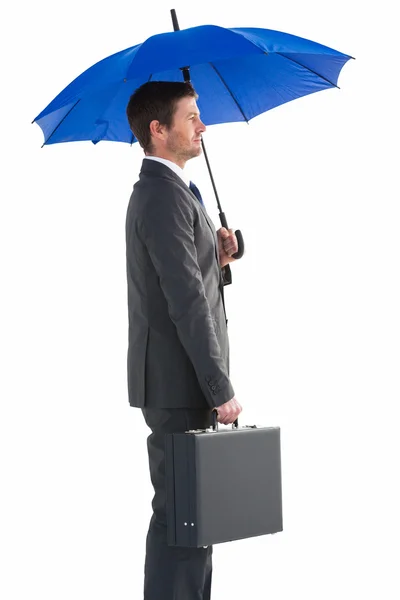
left=139, top=186, right=235, bottom=409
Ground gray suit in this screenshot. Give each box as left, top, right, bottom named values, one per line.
left=126, top=158, right=234, bottom=599
left=126, top=158, right=234, bottom=409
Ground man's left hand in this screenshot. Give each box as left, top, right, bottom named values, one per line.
left=217, top=227, right=238, bottom=268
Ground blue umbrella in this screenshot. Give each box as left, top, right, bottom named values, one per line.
left=33, top=21, right=352, bottom=146
left=32, top=10, right=353, bottom=258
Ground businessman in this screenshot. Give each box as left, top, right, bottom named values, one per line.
left=125, top=81, right=242, bottom=600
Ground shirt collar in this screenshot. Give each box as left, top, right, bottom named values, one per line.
left=144, top=156, right=190, bottom=188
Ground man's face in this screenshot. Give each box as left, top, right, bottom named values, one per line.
left=164, top=96, right=206, bottom=166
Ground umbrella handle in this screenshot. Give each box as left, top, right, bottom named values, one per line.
left=219, top=212, right=245, bottom=260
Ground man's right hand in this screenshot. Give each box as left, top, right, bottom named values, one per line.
left=215, top=396, right=242, bottom=425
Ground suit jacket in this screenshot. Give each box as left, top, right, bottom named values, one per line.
left=125, top=159, right=235, bottom=409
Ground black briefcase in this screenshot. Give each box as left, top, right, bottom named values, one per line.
left=165, top=417, right=283, bottom=547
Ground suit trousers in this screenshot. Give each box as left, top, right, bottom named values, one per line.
left=142, top=407, right=214, bottom=600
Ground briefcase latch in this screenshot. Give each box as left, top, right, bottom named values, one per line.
left=186, top=425, right=258, bottom=434
left=185, top=428, right=215, bottom=434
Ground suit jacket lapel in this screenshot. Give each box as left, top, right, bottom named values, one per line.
left=186, top=186, right=221, bottom=272
left=140, top=159, right=221, bottom=269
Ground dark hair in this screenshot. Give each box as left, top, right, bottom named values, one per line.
left=126, top=81, right=198, bottom=153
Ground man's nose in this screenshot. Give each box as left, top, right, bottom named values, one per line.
left=198, top=119, right=206, bottom=133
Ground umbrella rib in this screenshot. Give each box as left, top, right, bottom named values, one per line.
left=40, top=99, right=81, bottom=147
left=209, top=63, right=249, bottom=122
left=275, top=52, right=340, bottom=88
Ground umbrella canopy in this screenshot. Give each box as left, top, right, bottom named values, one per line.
left=33, top=24, right=353, bottom=146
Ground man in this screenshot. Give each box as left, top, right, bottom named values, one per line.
left=125, top=81, right=242, bottom=600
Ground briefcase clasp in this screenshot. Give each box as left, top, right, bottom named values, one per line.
left=185, top=428, right=213, bottom=434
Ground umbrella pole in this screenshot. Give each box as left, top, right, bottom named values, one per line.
left=170, top=8, right=244, bottom=260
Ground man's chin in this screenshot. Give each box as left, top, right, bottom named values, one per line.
left=179, top=147, right=202, bottom=163
left=189, top=146, right=202, bottom=159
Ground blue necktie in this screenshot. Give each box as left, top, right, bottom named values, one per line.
left=189, top=181, right=204, bottom=207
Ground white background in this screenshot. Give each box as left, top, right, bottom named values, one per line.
left=1, top=0, right=399, bottom=598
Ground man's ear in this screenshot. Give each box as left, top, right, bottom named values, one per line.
left=149, top=119, right=166, bottom=141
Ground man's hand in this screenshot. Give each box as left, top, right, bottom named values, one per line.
left=217, top=227, right=238, bottom=268
left=215, top=396, right=242, bottom=425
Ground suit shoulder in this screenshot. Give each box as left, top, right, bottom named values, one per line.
left=135, top=176, right=193, bottom=217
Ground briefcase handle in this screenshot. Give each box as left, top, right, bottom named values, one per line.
left=212, top=409, right=239, bottom=432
